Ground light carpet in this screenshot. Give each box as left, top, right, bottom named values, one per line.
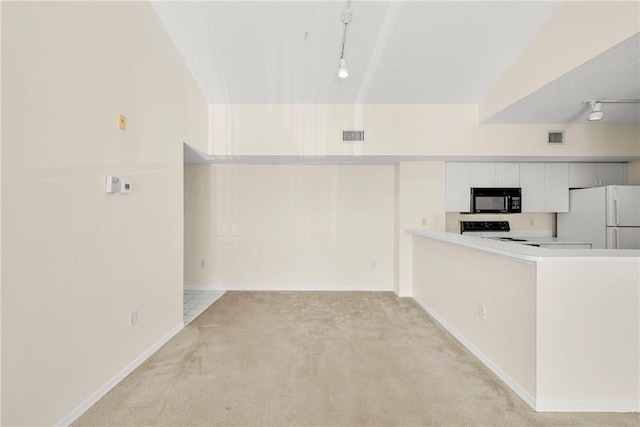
left=73, top=291, right=639, bottom=426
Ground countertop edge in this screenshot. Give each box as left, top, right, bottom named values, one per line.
left=406, top=229, right=640, bottom=264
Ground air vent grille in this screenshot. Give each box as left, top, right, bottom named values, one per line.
left=547, top=130, right=565, bottom=144
left=342, top=130, right=365, bottom=142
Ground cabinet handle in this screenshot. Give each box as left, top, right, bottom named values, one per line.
left=594, top=177, right=597, bottom=186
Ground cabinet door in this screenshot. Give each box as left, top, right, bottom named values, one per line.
left=495, top=163, right=520, bottom=187
left=596, top=163, right=626, bottom=186
left=470, top=163, right=495, bottom=187
left=445, top=163, right=471, bottom=212
left=569, top=163, right=596, bottom=188
left=544, top=163, right=569, bottom=212
left=520, top=163, right=545, bottom=212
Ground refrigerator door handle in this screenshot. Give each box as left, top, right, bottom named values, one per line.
left=614, top=199, right=620, bottom=226
left=615, top=228, right=620, bottom=249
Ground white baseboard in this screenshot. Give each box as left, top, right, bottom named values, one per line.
left=55, top=322, right=184, bottom=427
left=184, top=284, right=394, bottom=292
left=536, top=400, right=640, bottom=413
left=412, top=296, right=537, bottom=411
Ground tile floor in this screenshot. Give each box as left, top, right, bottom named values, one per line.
left=183, top=289, right=225, bottom=324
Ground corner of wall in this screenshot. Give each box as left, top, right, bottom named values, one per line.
left=627, top=160, right=640, bottom=185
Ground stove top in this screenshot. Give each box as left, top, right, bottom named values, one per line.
left=460, top=221, right=532, bottom=243
left=488, top=237, right=528, bottom=242
left=460, top=221, right=510, bottom=234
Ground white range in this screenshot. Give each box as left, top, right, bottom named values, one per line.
left=459, top=221, right=592, bottom=249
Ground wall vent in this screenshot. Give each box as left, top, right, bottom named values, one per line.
left=342, top=130, right=365, bottom=142
left=547, top=130, right=565, bottom=144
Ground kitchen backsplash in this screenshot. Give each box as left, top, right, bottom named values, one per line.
left=446, top=212, right=556, bottom=234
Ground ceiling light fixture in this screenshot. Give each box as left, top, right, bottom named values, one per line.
left=337, top=1, right=353, bottom=79
left=588, top=101, right=603, bottom=121
left=338, top=59, right=349, bottom=79
left=585, top=99, right=640, bottom=122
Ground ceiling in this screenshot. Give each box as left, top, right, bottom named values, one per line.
left=153, top=1, right=639, bottom=124
left=485, top=33, right=640, bottom=124
left=153, top=1, right=559, bottom=104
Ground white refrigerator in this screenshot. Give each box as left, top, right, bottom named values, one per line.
left=557, top=185, right=640, bottom=249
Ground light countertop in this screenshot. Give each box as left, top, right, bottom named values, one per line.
left=495, top=236, right=592, bottom=245
left=406, top=229, right=640, bottom=264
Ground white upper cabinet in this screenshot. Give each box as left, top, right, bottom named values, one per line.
left=569, top=163, right=597, bottom=188
left=495, top=163, right=520, bottom=187
left=520, top=163, right=569, bottom=212
left=446, top=161, right=620, bottom=213
left=544, top=163, right=569, bottom=212
left=470, top=163, right=520, bottom=187
left=445, top=162, right=471, bottom=212
left=596, top=163, right=627, bottom=186
left=470, top=163, right=495, bottom=187
left=569, top=163, right=627, bottom=188
left=520, top=163, right=545, bottom=212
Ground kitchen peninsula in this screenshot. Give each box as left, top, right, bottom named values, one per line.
left=407, top=229, right=640, bottom=413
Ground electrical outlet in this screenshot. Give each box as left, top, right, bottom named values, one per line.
left=421, top=217, right=427, bottom=227
left=119, top=114, right=127, bottom=131
left=479, top=304, right=486, bottom=320
left=129, top=310, right=137, bottom=326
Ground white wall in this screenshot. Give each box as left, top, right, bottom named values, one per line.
left=184, top=164, right=395, bottom=290
left=396, top=161, right=446, bottom=296
left=628, top=160, right=640, bottom=185
left=1, top=2, right=207, bottom=425
left=208, top=104, right=640, bottom=158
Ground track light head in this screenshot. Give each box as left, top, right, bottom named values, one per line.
left=338, top=58, right=349, bottom=79
left=588, top=102, right=603, bottom=121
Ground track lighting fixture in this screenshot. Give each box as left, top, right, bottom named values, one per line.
left=588, top=102, right=603, bottom=121
left=585, top=99, right=640, bottom=122
left=338, top=59, right=349, bottom=79
left=337, top=1, right=352, bottom=79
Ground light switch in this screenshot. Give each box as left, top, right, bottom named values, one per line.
left=118, top=114, right=127, bottom=131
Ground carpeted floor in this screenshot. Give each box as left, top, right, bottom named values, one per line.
left=73, top=291, right=639, bottom=426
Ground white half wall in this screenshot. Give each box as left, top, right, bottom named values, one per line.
left=184, top=164, right=395, bottom=290
left=536, top=263, right=640, bottom=412
left=411, top=236, right=538, bottom=400
left=411, top=233, right=640, bottom=412
left=1, top=2, right=207, bottom=425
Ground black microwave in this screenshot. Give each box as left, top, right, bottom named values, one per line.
left=471, top=188, right=521, bottom=214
